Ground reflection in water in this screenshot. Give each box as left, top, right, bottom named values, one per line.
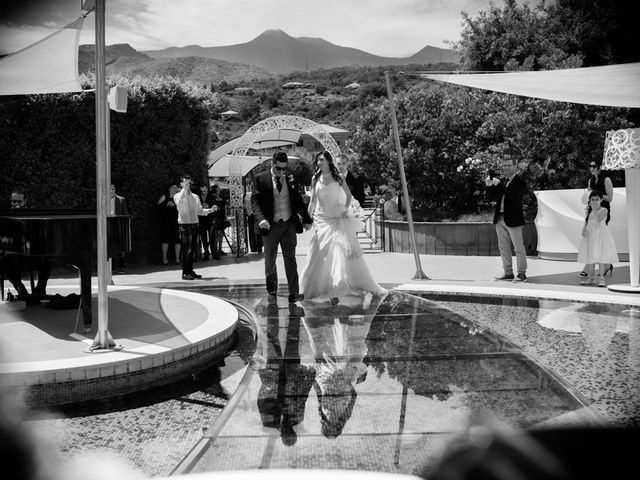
left=195, top=289, right=639, bottom=474
left=304, top=294, right=387, bottom=438
left=256, top=303, right=315, bottom=446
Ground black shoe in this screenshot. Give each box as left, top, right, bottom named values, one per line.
left=190, top=271, right=202, bottom=279
left=280, top=418, right=297, bottom=446
left=288, top=293, right=304, bottom=304
left=182, top=274, right=195, bottom=280
left=495, top=273, right=514, bottom=281
left=219, top=251, right=228, bottom=256
left=203, top=253, right=210, bottom=260
left=211, top=254, right=220, bottom=260
left=512, top=273, right=527, bottom=283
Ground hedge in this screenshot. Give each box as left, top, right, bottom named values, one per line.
left=0, top=74, right=221, bottom=260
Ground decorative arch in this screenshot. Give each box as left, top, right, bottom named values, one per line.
left=225, top=115, right=341, bottom=256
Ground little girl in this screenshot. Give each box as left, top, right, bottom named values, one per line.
left=577, top=190, right=618, bottom=287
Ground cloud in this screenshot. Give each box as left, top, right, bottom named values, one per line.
left=1, top=0, right=501, bottom=56
left=98, top=0, right=471, bottom=54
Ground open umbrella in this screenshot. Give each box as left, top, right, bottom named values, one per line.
left=208, top=155, right=300, bottom=178
left=208, top=128, right=301, bottom=165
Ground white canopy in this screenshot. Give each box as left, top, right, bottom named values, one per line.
left=0, top=17, right=85, bottom=96
left=209, top=129, right=301, bottom=165
left=420, top=63, right=640, bottom=108
left=208, top=155, right=269, bottom=177
left=209, top=154, right=301, bottom=177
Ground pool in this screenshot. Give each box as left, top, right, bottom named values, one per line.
left=181, top=287, right=638, bottom=476
left=25, top=286, right=640, bottom=477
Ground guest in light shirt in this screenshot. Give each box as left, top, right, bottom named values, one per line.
left=174, top=174, right=217, bottom=280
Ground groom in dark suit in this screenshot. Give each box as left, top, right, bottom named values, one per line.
left=251, top=152, right=313, bottom=303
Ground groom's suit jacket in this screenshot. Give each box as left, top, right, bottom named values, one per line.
left=251, top=170, right=312, bottom=234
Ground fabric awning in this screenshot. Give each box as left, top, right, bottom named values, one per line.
left=208, top=155, right=270, bottom=177
left=0, top=17, right=85, bottom=96
left=208, top=129, right=302, bottom=165
left=420, top=63, right=640, bottom=108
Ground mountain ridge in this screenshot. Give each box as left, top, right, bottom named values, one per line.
left=142, top=28, right=459, bottom=74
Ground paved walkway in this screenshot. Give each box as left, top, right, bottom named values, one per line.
left=47, top=227, right=639, bottom=306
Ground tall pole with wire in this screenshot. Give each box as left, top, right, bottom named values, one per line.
left=384, top=71, right=428, bottom=280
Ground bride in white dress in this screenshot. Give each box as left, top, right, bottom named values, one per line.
left=300, top=151, right=387, bottom=304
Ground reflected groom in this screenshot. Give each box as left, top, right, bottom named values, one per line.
left=251, top=152, right=312, bottom=303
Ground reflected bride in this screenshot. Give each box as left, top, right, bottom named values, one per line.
left=302, top=293, right=387, bottom=438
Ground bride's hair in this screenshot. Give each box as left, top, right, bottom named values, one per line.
left=313, top=151, right=343, bottom=185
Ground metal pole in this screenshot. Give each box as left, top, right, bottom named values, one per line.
left=90, top=0, right=118, bottom=350
left=106, top=104, right=114, bottom=286
left=384, top=71, right=428, bottom=280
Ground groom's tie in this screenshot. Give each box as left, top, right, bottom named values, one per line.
left=276, top=175, right=282, bottom=192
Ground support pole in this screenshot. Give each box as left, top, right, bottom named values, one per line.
left=384, top=71, right=428, bottom=280
left=608, top=168, right=640, bottom=293
left=90, top=0, right=119, bottom=350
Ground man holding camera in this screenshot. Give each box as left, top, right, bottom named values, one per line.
left=174, top=174, right=217, bottom=280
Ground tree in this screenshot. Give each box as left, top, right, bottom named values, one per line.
left=458, top=0, right=640, bottom=72
left=238, top=97, right=261, bottom=122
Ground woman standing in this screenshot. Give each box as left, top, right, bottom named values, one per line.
left=300, top=151, right=387, bottom=304
left=157, top=183, right=181, bottom=265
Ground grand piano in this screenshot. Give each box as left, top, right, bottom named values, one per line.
left=0, top=209, right=131, bottom=328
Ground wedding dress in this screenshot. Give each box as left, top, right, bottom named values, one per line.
left=300, top=177, right=387, bottom=300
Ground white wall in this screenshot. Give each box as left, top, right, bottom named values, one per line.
left=535, top=188, right=628, bottom=260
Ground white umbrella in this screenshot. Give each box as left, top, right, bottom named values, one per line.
left=208, top=128, right=301, bottom=165
left=208, top=155, right=269, bottom=177
left=208, top=154, right=301, bottom=177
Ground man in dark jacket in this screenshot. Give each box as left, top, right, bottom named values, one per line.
left=336, top=154, right=366, bottom=207
left=488, top=159, right=528, bottom=282
left=251, top=152, right=312, bottom=303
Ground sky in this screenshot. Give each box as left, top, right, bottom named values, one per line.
left=0, top=0, right=537, bottom=57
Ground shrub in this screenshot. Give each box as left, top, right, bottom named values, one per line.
left=0, top=73, right=220, bottom=254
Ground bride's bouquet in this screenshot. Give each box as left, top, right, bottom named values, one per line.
left=345, top=198, right=364, bottom=219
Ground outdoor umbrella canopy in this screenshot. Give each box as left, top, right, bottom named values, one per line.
left=0, top=17, right=85, bottom=95
left=208, top=155, right=300, bottom=177
left=208, top=129, right=301, bottom=165
left=209, top=155, right=268, bottom=177
left=420, top=62, right=640, bottom=108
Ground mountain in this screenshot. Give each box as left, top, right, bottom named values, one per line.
left=78, top=43, right=273, bottom=84
left=78, top=43, right=152, bottom=73
left=143, top=29, right=459, bottom=74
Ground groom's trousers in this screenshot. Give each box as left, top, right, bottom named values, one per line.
left=263, top=218, right=299, bottom=296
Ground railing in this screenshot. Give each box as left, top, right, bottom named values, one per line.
left=357, top=198, right=382, bottom=251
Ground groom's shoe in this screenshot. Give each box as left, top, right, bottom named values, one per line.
left=288, top=293, right=304, bottom=304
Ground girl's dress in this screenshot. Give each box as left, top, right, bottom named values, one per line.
left=577, top=209, right=618, bottom=265
left=300, top=178, right=387, bottom=300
